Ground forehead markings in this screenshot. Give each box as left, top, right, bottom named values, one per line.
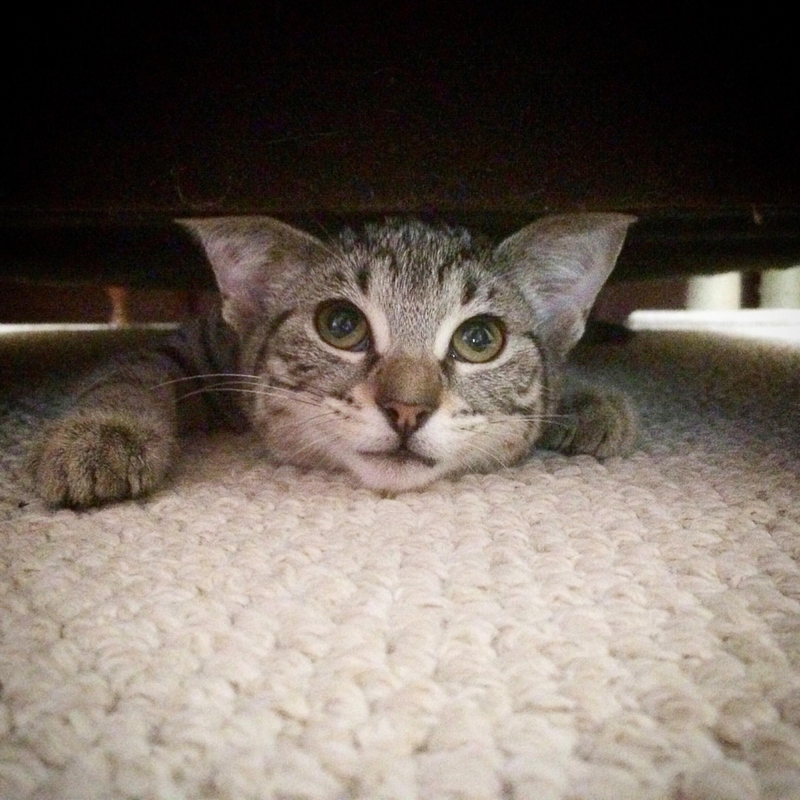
left=349, top=248, right=425, bottom=356
left=461, top=278, right=478, bottom=306
left=356, top=267, right=370, bottom=294
left=437, top=254, right=464, bottom=286
left=333, top=249, right=492, bottom=360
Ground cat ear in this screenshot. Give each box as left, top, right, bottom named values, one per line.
left=496, top=213, right=636, bottom=358
left=177, top=216, right=328, bottom=328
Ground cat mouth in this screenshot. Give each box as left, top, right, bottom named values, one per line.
left=358, top=447, right=437, bottom=468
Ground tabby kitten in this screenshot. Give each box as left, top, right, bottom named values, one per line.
left=30, top=214, right=637, bottom=507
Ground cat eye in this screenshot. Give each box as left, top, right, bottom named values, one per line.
left=315, top=300, right=370, bottom=351
left=450, top=316, right=506, bottom=363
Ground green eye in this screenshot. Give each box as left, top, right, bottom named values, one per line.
left=450, top=316, right=506, bottom=363
left=315, top=300, right=370, bottom=351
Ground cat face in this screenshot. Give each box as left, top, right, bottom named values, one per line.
left=180, top=215, right=634, bottom=492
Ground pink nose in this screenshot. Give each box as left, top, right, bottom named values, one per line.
left=379, top=401, right=433, bottom=434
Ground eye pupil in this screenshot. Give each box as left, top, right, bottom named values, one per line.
left=461, top=322, right=494, bottom=351
left=329, top=309, right=358, bottom=338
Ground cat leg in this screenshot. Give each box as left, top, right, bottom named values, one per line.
left=29, top=355, right=182, bottom=508
left=538, top=384, right=638, bottom=458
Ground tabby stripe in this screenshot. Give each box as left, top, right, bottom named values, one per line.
left=461, top=278, right=477, bottom=306
left=155, top=342, right=198, bottom=384
left=253, top=308, right=296, bottom=376
left=521, top=329, right=551, bottom=410
left=201, top=321, right=248, bottom=429
left=199, top=318, right=221, bottom=370
left=153, top=336, right=227, bottom=428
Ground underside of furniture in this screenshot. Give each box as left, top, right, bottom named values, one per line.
left=3, top=6, right=798, bottom=289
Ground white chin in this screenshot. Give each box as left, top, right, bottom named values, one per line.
left=347, top=453, right=450, bottom=493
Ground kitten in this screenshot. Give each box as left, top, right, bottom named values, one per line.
left=29, top=214, right=637, bottom=507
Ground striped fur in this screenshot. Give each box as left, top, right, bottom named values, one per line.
left=30, top=215, right=636, bottom=507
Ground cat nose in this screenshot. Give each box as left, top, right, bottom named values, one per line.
left=372, top=354, right=443, bottom=436
left=379, top=401, right=434, bottom=435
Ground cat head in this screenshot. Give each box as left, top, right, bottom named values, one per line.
left=179, top=214, right=634, bottom=492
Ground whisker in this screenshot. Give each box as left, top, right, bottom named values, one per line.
left=456, top=447, right=513, bottom=477
left=152, top=372, right=263, bottom=389
left=283, top=428, right=342, bottom=464
left=175, top=385, right=326, bottom=409
left=455, top=433, right=516, bottom=474
left=273, top=410, right=340, bottom=435
left=481, top=413, right=573, bottom=430
left=161, top=376, right=330, bottom=406
left=174, top=378, right=302, bottom=395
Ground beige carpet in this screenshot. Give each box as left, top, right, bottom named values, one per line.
left=1, top=327, right=800, bottom=800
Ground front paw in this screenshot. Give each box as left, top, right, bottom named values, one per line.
left=539, top=386, right=637, bottom=458
left=29, top=410, right=176, bottom=508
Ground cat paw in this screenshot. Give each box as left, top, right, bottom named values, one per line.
left=539, top=385, right=637, bottom=458
left=29, top=410, right=176, bottom=508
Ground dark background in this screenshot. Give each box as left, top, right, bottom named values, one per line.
left=2, top=3, right=799, bottom=288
